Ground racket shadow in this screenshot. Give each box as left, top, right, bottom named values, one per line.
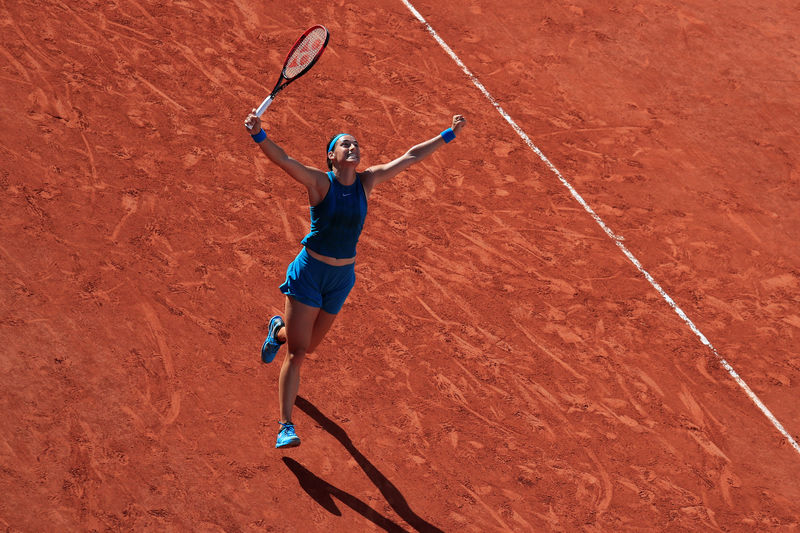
left=288, top=395, right=444, bottom=533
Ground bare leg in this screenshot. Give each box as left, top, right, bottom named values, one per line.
left=308, top=308, right=337, bottom=353
left=278, top=297, right=338, bottom=423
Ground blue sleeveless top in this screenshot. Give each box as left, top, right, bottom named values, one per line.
left=300, top=171, right=368, bottom=259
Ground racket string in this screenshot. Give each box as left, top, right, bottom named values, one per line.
left=285, top=28, right=328, bottom=78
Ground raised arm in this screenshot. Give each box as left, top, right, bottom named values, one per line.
left=244, top=111, right=330, bottom=205
left=361, top=114, right=466, bottom=196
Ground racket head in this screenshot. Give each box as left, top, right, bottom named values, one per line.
left=281, top=25, right=330, bottom=80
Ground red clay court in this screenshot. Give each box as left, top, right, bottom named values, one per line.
left=2, top=0, right=799, bottom=531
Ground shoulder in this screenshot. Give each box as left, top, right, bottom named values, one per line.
left=357, top=170, right=376, bottom=196
left=308, top=170, right=333, bottom=206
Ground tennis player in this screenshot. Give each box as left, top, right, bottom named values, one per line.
left=244, top=110, right=467, bottom=448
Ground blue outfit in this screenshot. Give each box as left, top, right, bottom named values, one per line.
left=301, top=171, right=367, bottom=258
left=279, top=172, right=367, bottom=314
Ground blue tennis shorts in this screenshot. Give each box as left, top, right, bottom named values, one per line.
left=279, top=247, right=356, bottom=314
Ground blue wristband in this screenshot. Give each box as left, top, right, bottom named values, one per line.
left=440, top=128, right=456, bottom=143
left=251, top=129, right=266, bottom=143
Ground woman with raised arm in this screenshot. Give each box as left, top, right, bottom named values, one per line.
left=243, top=111, right=467, bottom=448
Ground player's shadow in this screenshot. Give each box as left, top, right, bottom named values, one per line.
left=282, top=457, right=407, bottom=532
left=282, top=395, right=444, bottom=533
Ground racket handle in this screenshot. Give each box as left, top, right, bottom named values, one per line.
left=255, top=95, right=274, bottom=117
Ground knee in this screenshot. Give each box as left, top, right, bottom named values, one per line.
left=286, top=347, right=307, bottom=366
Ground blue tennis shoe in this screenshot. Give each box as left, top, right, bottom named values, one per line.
left=261, top=315, right=285, bottom=363
left=276, top=422, right=301, bottom=448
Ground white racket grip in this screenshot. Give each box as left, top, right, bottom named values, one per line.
left=255, top=95, right=274, bottom=117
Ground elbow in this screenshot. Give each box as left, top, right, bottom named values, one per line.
left=405, top=148, right=423, bottom=162
left=268, top=151, right=291, bottom=168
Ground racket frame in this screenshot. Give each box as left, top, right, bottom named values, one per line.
left=254, top=25, right=330, bottom=118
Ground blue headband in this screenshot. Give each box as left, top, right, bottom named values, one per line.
left=327, top=133, right=353, bottom=153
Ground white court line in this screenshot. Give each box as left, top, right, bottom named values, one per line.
left=400, top=0, right=800, bottom=457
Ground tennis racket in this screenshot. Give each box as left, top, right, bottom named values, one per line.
left=248, top=25, right=330, bottom=128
